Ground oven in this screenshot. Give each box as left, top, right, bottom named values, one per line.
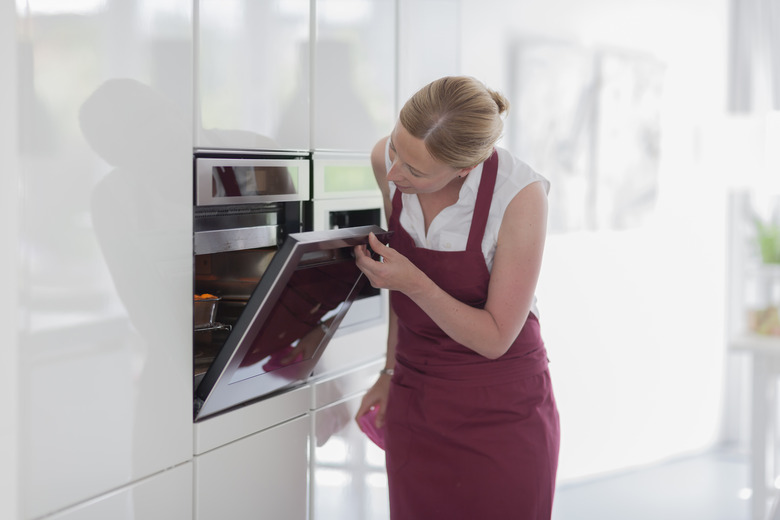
left=310, top=152, right=386, bottom=334
left=192, top=151, right=388, bottom=421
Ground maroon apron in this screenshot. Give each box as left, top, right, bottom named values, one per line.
left=385, top=150, right=560, bottom=519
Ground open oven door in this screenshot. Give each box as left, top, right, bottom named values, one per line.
left=194, top=225, right=391, bottom=421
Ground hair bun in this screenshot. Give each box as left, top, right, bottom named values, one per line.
left=489, top=89, right=510, bottom=116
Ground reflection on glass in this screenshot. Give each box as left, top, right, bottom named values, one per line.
left=318, top=437, right=349, bottom=465
left=230, top=248, right=361, bottom=383
left=212, top=165, right=298, bottom=197
left=364, top=441, right=385, bottom=467
left=314, top=396, right=389, bottom=520
left=316, top=468, right=352, bottom=487
left=366, top=473, right=390, bottom=519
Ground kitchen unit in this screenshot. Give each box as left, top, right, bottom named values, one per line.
left=195, top=0, right=311, bottom=151
left=309, top=152, right=387, bottom=337
left=12, top=2, right=195, bottom=519
left=193, top=385, right=311, bottom=520
left=5, top=1, right=460, bottom=519
left=312, top=0, right=396, bottom=151
left=310, top=359, right=390, bottom=520
left=397, top=0, right=462, bottom=105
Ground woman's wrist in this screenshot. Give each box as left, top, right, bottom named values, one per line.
left=379, top=367, right=394, bottom=377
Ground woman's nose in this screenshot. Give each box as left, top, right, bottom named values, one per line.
left=386, top=162, right=402, bottom=182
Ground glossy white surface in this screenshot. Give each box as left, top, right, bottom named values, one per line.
left=313, top=0, right=396, bottom=151
left=44, top=463, right=193, bottom=520
left=194, top=415, right=311, bottom=520
left=397, top=0, right=461, bottom=107
left=1, top=1, right=19, bottom=519
left=311, top=325, right=387, bottom=384
left=193, top=384, right=311, bottom=455
left=310, top=357, right=388, bottom=519
left=311, top=393, right=389, bottom=520
left=12, top=2, right=194, bottom=518
left=311, top=357, right=384, bottom=412
left=195, top=0, right=311, bottom=151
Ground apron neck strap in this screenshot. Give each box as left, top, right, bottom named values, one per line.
left=466, top=149, right=498, bottom=252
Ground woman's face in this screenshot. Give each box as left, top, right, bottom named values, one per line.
left=386, top=123, right=469, bottom=195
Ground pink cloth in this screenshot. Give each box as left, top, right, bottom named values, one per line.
left=357, top=406, right=386, bottom=450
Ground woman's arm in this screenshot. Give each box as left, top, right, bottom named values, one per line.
left=369, top=135, right=396, bottom=371
left=355, top=137, right=397, bottom=428
left=355, top=180, right=548, bottom=360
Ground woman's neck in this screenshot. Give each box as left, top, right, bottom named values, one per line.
left=417, top=176, right=466, bottom=235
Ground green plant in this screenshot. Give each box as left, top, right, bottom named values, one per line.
left=755, top=218, right=780, bottom=264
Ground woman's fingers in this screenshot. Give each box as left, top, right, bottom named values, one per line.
left=367, top=232, right=391, bottom=256
left=355, top=393, right=377, bottom=420
left=374, top=405, right=386, bottom=428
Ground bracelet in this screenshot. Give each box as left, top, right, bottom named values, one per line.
left=319, top=321, right=329, bottom=334
left=379, top=367, right=394, bottom=377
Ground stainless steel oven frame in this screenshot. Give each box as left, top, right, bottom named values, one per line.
left=195, top=153, right=310, bottom=207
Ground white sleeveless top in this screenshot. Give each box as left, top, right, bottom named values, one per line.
left=385, top=141, right=549, bottom=316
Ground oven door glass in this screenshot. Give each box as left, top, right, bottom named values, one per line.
left=196, top=157, right=310, bottom=206
left=194, top=225, right=391, bottom=420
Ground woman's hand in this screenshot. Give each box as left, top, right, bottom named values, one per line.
left=355, top=372, right=392, bottom=428
left=354, top=232, right=426, bottom=296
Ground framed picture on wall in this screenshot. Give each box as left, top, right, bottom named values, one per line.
left=509, top=38, right=665, bottom=233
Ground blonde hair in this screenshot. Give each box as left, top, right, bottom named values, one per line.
left=399, top=76, right=509, bottom=169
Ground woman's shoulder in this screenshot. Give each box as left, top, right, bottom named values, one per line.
left=494, top=146, right=550, bottom=196
left=487, top=147, right=550, bottom=228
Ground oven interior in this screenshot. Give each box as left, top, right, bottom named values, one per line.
left=194, top=246, right=276, bottom=380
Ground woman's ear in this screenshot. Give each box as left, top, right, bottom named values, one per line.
left=458, top=166, right=476, bottom=178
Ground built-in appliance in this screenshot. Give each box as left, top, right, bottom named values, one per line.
left=310, top=152, right=386, bottom=333
left=192, top=152, right=388, bottom=421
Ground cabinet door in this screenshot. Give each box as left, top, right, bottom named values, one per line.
left=45, top=464, right=193, bottom=520
left=195, top=415, right=311, bottom=520
left=15, top=2, right=193, bottom=518
left=196, top=0, right=311, bottom=151
left=313, top=0, right=396, bottom=151
left=398, top=0, right=461, bottom=105
left=311, top=394, right=389, bottom=520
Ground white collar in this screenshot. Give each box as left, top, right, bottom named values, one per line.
left=456, top=159, right=484, bottom=203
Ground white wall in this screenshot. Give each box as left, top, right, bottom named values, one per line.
left=1, top=0, right=19, bottom=517
left=459, top=0, right=731, bottom=481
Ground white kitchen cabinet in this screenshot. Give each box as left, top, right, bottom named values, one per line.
left=194, top=414, right=311, bottom=520
left=310, top=360, right=389, bottom=520
left=1, top=1, right=19, bottom=518
left=397, top=0, right=461, bottom=106
left=14, top=2, right=194, bottom=518
left=196, top=0, right=311, bottom=151
left=310, top=323, right=387, bottom=382
left=41, top=463, right=192, bottom=520
left=313, top=0, right=397, bottom=151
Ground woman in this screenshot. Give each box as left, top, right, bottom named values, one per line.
left=354, top=76, right=559, bottom=519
